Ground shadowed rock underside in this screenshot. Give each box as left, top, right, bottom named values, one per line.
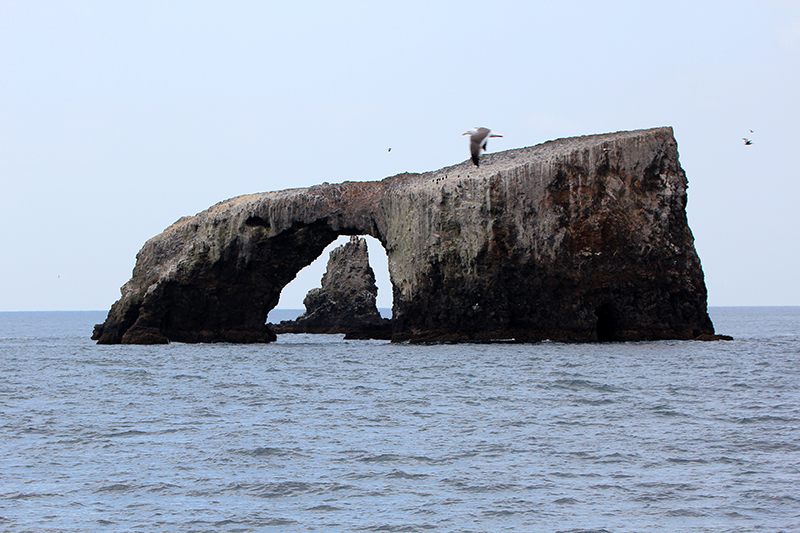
left=93, top=127, right=716, bottom=344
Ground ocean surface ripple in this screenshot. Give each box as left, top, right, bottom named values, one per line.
left=1, top=307, right=798, bottom=532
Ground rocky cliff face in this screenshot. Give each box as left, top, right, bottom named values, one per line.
left=93, top=127, right=716, bottom=344
left=270, top=236, right=391, bottom=338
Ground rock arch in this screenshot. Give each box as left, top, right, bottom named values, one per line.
left=93, top=127, right=716, bottom=344
left=93, top=183, right=391, bottom=344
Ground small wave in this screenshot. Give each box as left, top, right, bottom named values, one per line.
left=734, top=440, right=800, bottom=453
left=240, top=446, right=293, bottom=457
left=120, top=369, right=152, bottom=378
left=633, top=482, right=699, bottom=502
left=752, top=491, right=800, bottom=503
left=555, top=529, right=613, bottom=533
left=501, top=419, right=532, bottom=427
left=736, top=415, right=799, bottom=424
left=667, top=457, right=709, bottom=464
left=576, top=397, right=615, bottom=405
left=713, top=455, right=745, bottom=465
left=218, top=480, right=352, bottom=498
left=104, top=429, right=148, bottom=438
left=156, top=427, right=184, bottom=435
left=201, top=517, right=297, bottom=528
left=307, top=504, right=342, bottom=512
left=359, top=524, right=431, bottom=532
left=6, top=491, right=60, bottom=500
left=589, top=483, right=630, bottom=491
left=666, top=508, right=709, bottom=517
left=443, top=479, right=522, bottom=493
left=482, top=509, right=517, bottom=516
left=551, top=379, right=624, bottom=393
left=213, top=381, right=259, bottom=389
left=240, top=481, right=312, bottom=498
left=95, top=483, right=136, bottom=493
left=145, top=482, right=180, bottom=493
left=651, top=407, right=691, bottom=418
left=598, top=452, right=639, bottom=463
left=554, top=497, right=579, bottom=504
left=386, top=469, right=429, bottom=480
left=359, top=453, right=402, bottom=463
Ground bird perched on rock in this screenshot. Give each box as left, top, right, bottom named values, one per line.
left=463, top=127, right=503, bottom=166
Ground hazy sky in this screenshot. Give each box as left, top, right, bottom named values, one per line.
left=1, top=1, right=798, bottom=312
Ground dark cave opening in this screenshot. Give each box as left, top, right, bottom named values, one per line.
left=595, top=304, right=617, bottom=342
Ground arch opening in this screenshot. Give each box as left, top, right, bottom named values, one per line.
left=267, top=234, right=393, bottom=326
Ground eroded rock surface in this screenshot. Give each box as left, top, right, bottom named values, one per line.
left=270, top=236, right=391, bottom=338
left=93, top=127, right=717, bottom=344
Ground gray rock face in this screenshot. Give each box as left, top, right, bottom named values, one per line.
left=93, top=127, right=717, bottom=344
left=270, top=236, right=391, bottom=337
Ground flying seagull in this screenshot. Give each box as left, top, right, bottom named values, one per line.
left=743, top=138, right=753, bottom=145
left=463, top=127, right=503, bottom=166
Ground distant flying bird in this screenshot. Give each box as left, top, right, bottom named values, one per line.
left=463, top=127, right=503, bottom=166
left=388, top=147, right=391, bottom=152
left=743, top=138, right=753, bottom=145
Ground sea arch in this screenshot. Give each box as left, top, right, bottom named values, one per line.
left=93, top=127, right=716, bottom=344
left=93, top=180, right=397, bottom=344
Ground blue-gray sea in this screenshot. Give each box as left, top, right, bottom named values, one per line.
left=1, top=307, right=798, bottom=533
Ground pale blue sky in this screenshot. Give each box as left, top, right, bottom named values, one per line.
left=1, top=1, right=798, bottom=311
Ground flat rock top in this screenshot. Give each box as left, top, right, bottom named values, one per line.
left=401, top=126, right=673, bottom=182
left=211, top=127, right=674, bottom=211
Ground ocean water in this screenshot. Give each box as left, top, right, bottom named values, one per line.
left=1, top=307, right=798, bottom=533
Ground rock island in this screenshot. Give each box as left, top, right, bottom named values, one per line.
left=93, top=127, right=717, bottom=344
